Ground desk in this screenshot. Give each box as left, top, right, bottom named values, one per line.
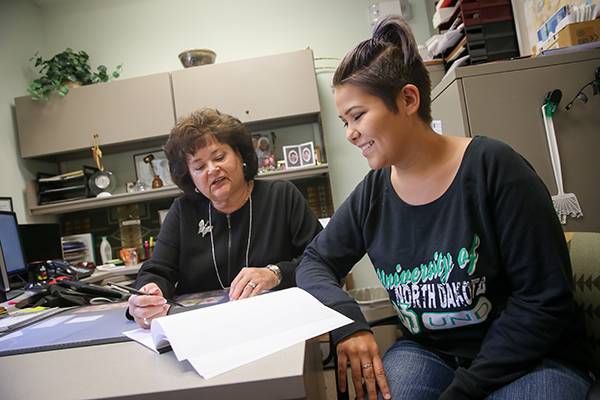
left=0, top=338, right=326, bottom=399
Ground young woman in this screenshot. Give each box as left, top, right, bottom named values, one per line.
left=296, top=16, right=591, bottom=400
left=128, top=108, right=321, bottom=329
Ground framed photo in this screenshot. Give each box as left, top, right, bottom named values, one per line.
left=0, top=197, right=13, bottom=212
left=283, top=145, right=302, bottom=169
left=133, top=150, right=174, bottom=188
left=299, top=142, right=315, bottom=167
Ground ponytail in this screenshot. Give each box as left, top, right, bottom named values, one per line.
left=333, top=15, right=432, bottom=124
left=372, top=16, right=420, bottom=65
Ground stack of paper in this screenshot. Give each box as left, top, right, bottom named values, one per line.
left=123, top=287, right=352, bottom=378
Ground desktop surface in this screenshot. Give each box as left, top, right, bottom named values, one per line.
left=0, top=338, right=324, bottom=400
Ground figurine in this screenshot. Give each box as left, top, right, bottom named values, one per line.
left=143, top=153, right=164, bottom=188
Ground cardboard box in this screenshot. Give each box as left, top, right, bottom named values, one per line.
left=540, top=20, right=600, bottom=52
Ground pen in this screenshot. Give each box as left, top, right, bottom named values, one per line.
left=107, top=282, right=184, bottom=307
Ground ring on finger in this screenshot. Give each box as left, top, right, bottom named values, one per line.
left=247, top=281, right=257, bottom=289
left=361, top=363, right=372, bottom=370
left=143, top=318, right=149, bottom=325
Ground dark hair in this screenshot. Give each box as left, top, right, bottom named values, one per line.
left=163, top=108, right=258, bottom=194
left=333, top=16, right=432, bottom=124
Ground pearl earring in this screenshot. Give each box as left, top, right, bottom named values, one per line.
left=194, top=187, right=200, bottom=193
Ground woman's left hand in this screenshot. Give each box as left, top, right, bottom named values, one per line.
left=229, top=267, right=279, bottom=300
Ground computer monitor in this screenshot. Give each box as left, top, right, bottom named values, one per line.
left=0, top=211, right=28, bottom=275
left=0, top=242, right=11, bottom=294
left=18, top=223, right=63, bottom=263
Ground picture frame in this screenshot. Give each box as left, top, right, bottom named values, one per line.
left=299, top=141, right=315, bottom=167
left=0, top=197, right=13, bottom=212
left=283, top=145, right=302, bottom=169
left=283, top=141, right=316, bottom=169
left=133, top=150, right=174, bottom=188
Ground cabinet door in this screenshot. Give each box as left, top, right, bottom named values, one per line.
left=171, top=49, right=320, bottom=123
left=16, top=73, right=175, bottom=158
left=462, top=58, right=600, bottom=231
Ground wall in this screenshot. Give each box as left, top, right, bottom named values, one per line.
left=7, top=0, right=433, bottom=287
left=0, top=0, right=57, bottom=223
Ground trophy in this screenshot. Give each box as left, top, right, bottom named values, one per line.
left=88, top=133, right=116, bottom=196
left=143, top=153, right=164, bottom=189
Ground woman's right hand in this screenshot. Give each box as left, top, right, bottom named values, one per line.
left=127, top=283, right=170, bottom=329
left=337, top=331, right=391, bottom=400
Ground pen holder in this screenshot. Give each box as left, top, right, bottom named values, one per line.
left=120, top=247, right=138, bottom=266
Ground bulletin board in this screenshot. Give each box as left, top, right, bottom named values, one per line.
left=516, top=0, right=600, bottom=54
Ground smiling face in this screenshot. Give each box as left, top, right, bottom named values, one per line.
left=186, top=137, right=247, bottom=204
left=335, top=83, right=420, bottom=170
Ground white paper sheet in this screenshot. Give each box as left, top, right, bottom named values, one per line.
left=189, top=312, right=351, bottom=379
left=123, top=328, right=160, bottom=353
left=161, top=288, right=351, bottom=363
left=126, top=287, right=352, bottom=378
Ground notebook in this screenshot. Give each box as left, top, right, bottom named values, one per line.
left=122, top=288, right=230, bottom=354
left=123, top=288, right=352, bottom=379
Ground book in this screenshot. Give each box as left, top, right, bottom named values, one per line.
left=122, top=288, right=352, bottom=379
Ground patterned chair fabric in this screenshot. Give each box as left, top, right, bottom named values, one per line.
left=568, top=232, right=600, bottom=376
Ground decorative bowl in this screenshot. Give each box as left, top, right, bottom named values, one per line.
left=178, top=49, right=216, bottom=68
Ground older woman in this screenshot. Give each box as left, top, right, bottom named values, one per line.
left=128, top=108, right=321, bottom=328
left=297, top=16, right=590, bottom=400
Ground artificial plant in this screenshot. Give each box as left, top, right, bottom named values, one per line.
left=27, top=48, right=123, bottom=101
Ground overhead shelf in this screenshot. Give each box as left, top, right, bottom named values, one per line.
left=29, top=164, right=329, bottom=216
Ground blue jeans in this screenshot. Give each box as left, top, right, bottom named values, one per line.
left=379, top=339, right=591, bottom=400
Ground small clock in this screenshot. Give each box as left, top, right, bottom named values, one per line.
left=88, top=170, right=116, bottom=196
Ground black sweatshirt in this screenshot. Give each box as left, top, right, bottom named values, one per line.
left=134, top=180, right=322, bottom=299
left=296, top=136, right=587, bottom=399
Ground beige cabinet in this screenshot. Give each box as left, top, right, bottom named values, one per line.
left=15, top=73, right=175, bottom=158
left=431, top=50, right=600, bottom=231
left=15, top=49, right=330, bottom=217
left=171, top=49, right=320, bottom=123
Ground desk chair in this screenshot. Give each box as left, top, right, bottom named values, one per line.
left=568, top=232, right=600, bottom=400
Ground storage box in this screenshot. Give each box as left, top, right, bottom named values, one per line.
left=460, top=0, right=513, bottom=27
left=540, top=20, right=600, bottom=52
left=465, top=20, right=519, bottom=63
